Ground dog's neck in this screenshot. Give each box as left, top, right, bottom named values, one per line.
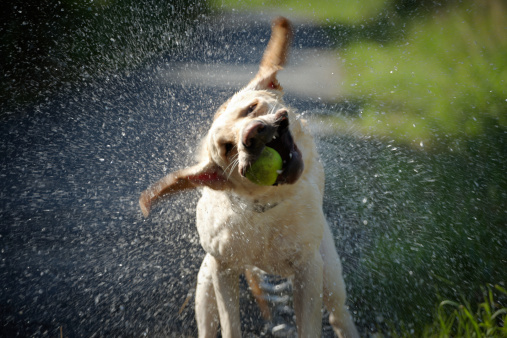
left=228, top=193, right=280, bottom=213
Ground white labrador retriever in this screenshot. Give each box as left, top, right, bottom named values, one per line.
left=139, top=17, right=359, bottom=338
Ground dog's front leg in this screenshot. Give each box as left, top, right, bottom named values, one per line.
left=293, top=250, right=324, bottom=338
left=196, top=254, right=219, bottom=338
left=209, top=255, right=241, bottom=338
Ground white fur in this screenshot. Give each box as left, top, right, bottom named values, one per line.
left=140, top=17, right=359, bottom=338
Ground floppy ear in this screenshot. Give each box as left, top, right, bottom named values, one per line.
left=246, top=17, right=292, bottom=92
left=139, top=160, right=230, bottom=217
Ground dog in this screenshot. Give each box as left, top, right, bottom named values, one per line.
left=139, top=17, right=359, bottom=338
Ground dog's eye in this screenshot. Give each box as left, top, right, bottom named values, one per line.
left=246, top=104, right=257, bottom=115
left=224, top=142, right=234, bottom=155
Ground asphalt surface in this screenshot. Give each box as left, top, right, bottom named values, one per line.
left=0, top=12, right=355, bottom=337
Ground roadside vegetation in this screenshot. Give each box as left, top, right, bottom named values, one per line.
left=384, top=285, right=507, bottom=337
left=338, top=0, right=507, bottom=149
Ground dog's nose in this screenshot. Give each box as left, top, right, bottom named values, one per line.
left=242, top=120, right=267, bottom=148
left=274, top=109, right=288, bottom=121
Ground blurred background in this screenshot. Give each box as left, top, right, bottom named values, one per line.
left=1, top=0, right=506, bottom=336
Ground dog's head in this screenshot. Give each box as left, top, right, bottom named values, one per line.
left=140, top=17, right=304, bottom=217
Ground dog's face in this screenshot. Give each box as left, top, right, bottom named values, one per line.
left=139, top=17, right=299, bottom=216
left=206, top=89, right=303, bottom=189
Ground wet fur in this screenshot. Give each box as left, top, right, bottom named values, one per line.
left=140, top=17, right=359, bottom=338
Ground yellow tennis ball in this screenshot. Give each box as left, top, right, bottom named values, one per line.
left=246, top=146, right=283, bottom=186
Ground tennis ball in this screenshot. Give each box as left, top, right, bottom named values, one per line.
left=246, top=146, right=283, bottom=186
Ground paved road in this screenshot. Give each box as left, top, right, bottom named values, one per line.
left=0, top=12, right=356, bottom=337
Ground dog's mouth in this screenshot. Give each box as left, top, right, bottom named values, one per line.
left=240, top=110, right=304, bottom=185
left=266, top=112, right=304, bottom=185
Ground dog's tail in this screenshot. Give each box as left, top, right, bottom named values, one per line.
left=245, top=268, right=271, bottom=320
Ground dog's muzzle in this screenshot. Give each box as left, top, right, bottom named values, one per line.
left=241, top=109, right=304, bottom=185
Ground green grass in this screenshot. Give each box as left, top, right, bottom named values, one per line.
left=378, top=287, right=507, bottom=337
left=419, top=285, right=507, bottom=337
left=338, top=0, right=507, bottom=149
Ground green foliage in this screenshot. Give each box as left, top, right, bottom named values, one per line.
left=339, top=0, right=507, bottom=149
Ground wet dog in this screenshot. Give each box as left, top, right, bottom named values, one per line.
left=139, top=17, right=359, bottom=338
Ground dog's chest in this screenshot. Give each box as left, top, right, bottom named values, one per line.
left=195, top=189, right=305, bottom=273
